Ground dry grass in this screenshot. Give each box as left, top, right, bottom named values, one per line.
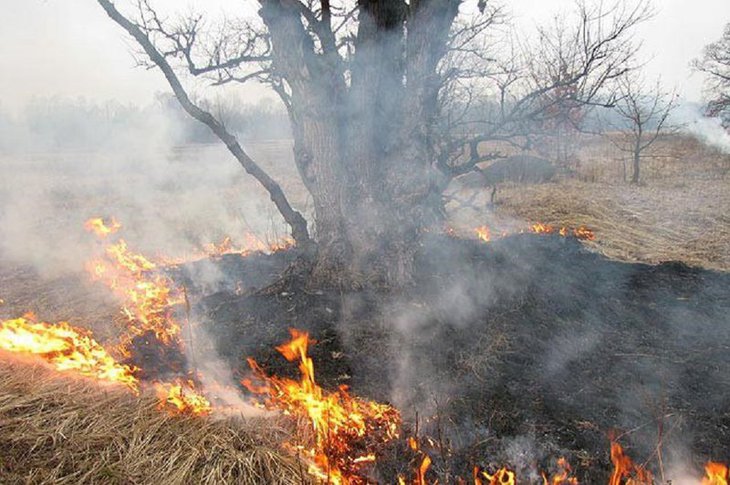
left=0, top=356, right=308, bottom=485
left=493, top=180, right=730, bottom=272
left=449, top=135, right=730, bottom=272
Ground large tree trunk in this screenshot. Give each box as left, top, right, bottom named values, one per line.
left=260, top=0, right=457, bottom=287
left=631, top=146, right=641, bottom=184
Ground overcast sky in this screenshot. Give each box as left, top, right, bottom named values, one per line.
left=0, top=0, right=727, bottom=113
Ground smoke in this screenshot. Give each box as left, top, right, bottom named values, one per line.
left=0, top=95, right=301, bottom=417
left=673, top=102, right=730, bottom=154
left=185, top=315, right=265, bottom=416
left=0, top=96, right=299, bottom=277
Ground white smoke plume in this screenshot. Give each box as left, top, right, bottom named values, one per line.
left=673, top=102, right=730, bottom=154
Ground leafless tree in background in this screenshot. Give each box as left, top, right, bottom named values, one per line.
left=608, top=75, right=678, bottom=184
left=692, top=23, right=730, bottom=128
left=96, top=0, right=651, bottom=286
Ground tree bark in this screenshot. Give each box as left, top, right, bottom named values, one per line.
left=257, top=0, right=457, bottom=286
left=631, top=145, right=641, bottom=184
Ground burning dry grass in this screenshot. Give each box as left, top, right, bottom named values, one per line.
left=0, top=357, right=307, bottom=485
left=477, top=178, right=730, bottom=272
left=447, top=133, right=730, bottom=272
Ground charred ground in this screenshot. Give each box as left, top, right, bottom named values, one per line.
left=184, top=233, right=730, bottom=482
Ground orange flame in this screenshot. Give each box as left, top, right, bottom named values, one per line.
left=416, top=455, right=432, bottom=485
left=531, top=222, right=555, bottom=234
left=471, top=223, right=595, bottom=243
left=475, top=225, right=491, bottom=242
left=0, top=313, right=137, bottom=390
left=244, top=329, right=401, bottom=484
left=542, top=457, right=579, bottom=485
left=84, top=217, right=121, bottom=238
left=83, top=218, right=211, bottom=416
left=572, top=226, right=596, bottom=241
left=203, top=233, right=295, bottom=258
left=85, top=219, right=182, bottom=354
left=160, top=234, right=296, bottom=266
left=608, top=441, right=653, bottom=485
left=480, top=467, right=516, bottom=485
left=703, top=462, right=729, bottom=485
left=154, top=379, right=211, bottom=416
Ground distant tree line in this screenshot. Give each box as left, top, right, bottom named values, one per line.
left=0, top=94, right=290, bottom=153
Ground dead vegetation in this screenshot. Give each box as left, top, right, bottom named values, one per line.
left=494, top=178, right=730, bottom=271
left=0, top=356, right=306, bottom=485
left=448, top=134, right=730, bottom=271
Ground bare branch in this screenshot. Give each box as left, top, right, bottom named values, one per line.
left=97, top=0, right=311, bottom=245
left=692, top=23, right=730, bottom=124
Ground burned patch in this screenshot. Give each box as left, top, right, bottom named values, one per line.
left=193, top=234, right=730, bottom=482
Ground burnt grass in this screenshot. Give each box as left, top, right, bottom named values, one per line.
left=176, top=234, right=730, bottom=483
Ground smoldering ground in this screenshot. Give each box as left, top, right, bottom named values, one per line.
left=1, top=96, right=729, bottom=482
left=194, top=231, right=730, bottom=482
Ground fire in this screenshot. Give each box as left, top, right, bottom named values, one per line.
left=608, top=441, right=653, bottom=485
left=478, top=467, right=516, bottom=485
left=0, top=311, right=212, bottom=416
left=572, top=226, right=596, bottom=241
left=0, top=313, right=138, bottom=390
left=244, top=329, right=401, bottom=484
left=531, top=222, right=554, bottom=234
left=703, top=462, right=729, bottom=485
left=154, top=379, right=211, bottom=416
left=475, top=225, right=491, bottom=242
left=84, top=217, right=121, bottom=237
left=416, top=455, right=432, bottom=485
left=471, top=223, right=595, bottom=243
left=82, top=218, right=213, bottom=416
left=160, top=233, right=296, bottom=266
left=85, top=222, right=183, bottom=354
left=203, top=233, right=295, bottom=257
left=543, top=457, right=579, bottom=485
left=529, top=223, right=595, bottom=241
left=4, top=217, right=728, bottom=482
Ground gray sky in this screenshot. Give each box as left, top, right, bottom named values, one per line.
left=0, top=0, right=728, bottom=113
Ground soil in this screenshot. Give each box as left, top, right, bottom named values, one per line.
left=175, top=233, right=730, bottom=483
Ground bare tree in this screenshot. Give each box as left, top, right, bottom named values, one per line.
left=692, top=23, right=730, bottom=127
left=608, top=75, right=678, bottom=184
left=434, top=1, right=652, bottom=178
left=96, top=0, right=650, bottom=286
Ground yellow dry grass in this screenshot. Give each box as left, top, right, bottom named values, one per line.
left=494, top=178, right=730, bottom=271
left=0, top=356, right=309, bottom=485
left=449, top=134, right=730, bottom=272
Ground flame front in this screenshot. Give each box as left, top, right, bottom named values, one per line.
left=475, top=225, right=491, bottom=242
left=3, top=218, right=728, bottom=482
left=244, top=329, right=401, bottom=484
left=479, top=467, right=516, bottom=485
left=703, top=462, right=729, bottom=485
left=85, top=224, right=182, bottom=355
left=154, top=379, right=212, bottom=416
left=542, top=457, right=579, bottom=485
left=84, top=217, right=121, bottom=238
left=608, top=441, right=653, bottom=485
left=0, top=313, right=138, bottom=390
left=470, top=223, right=595, bottom=243
left=160, top=233, right=296, bottom=266
left=529, top=223, right=595, bottom=240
